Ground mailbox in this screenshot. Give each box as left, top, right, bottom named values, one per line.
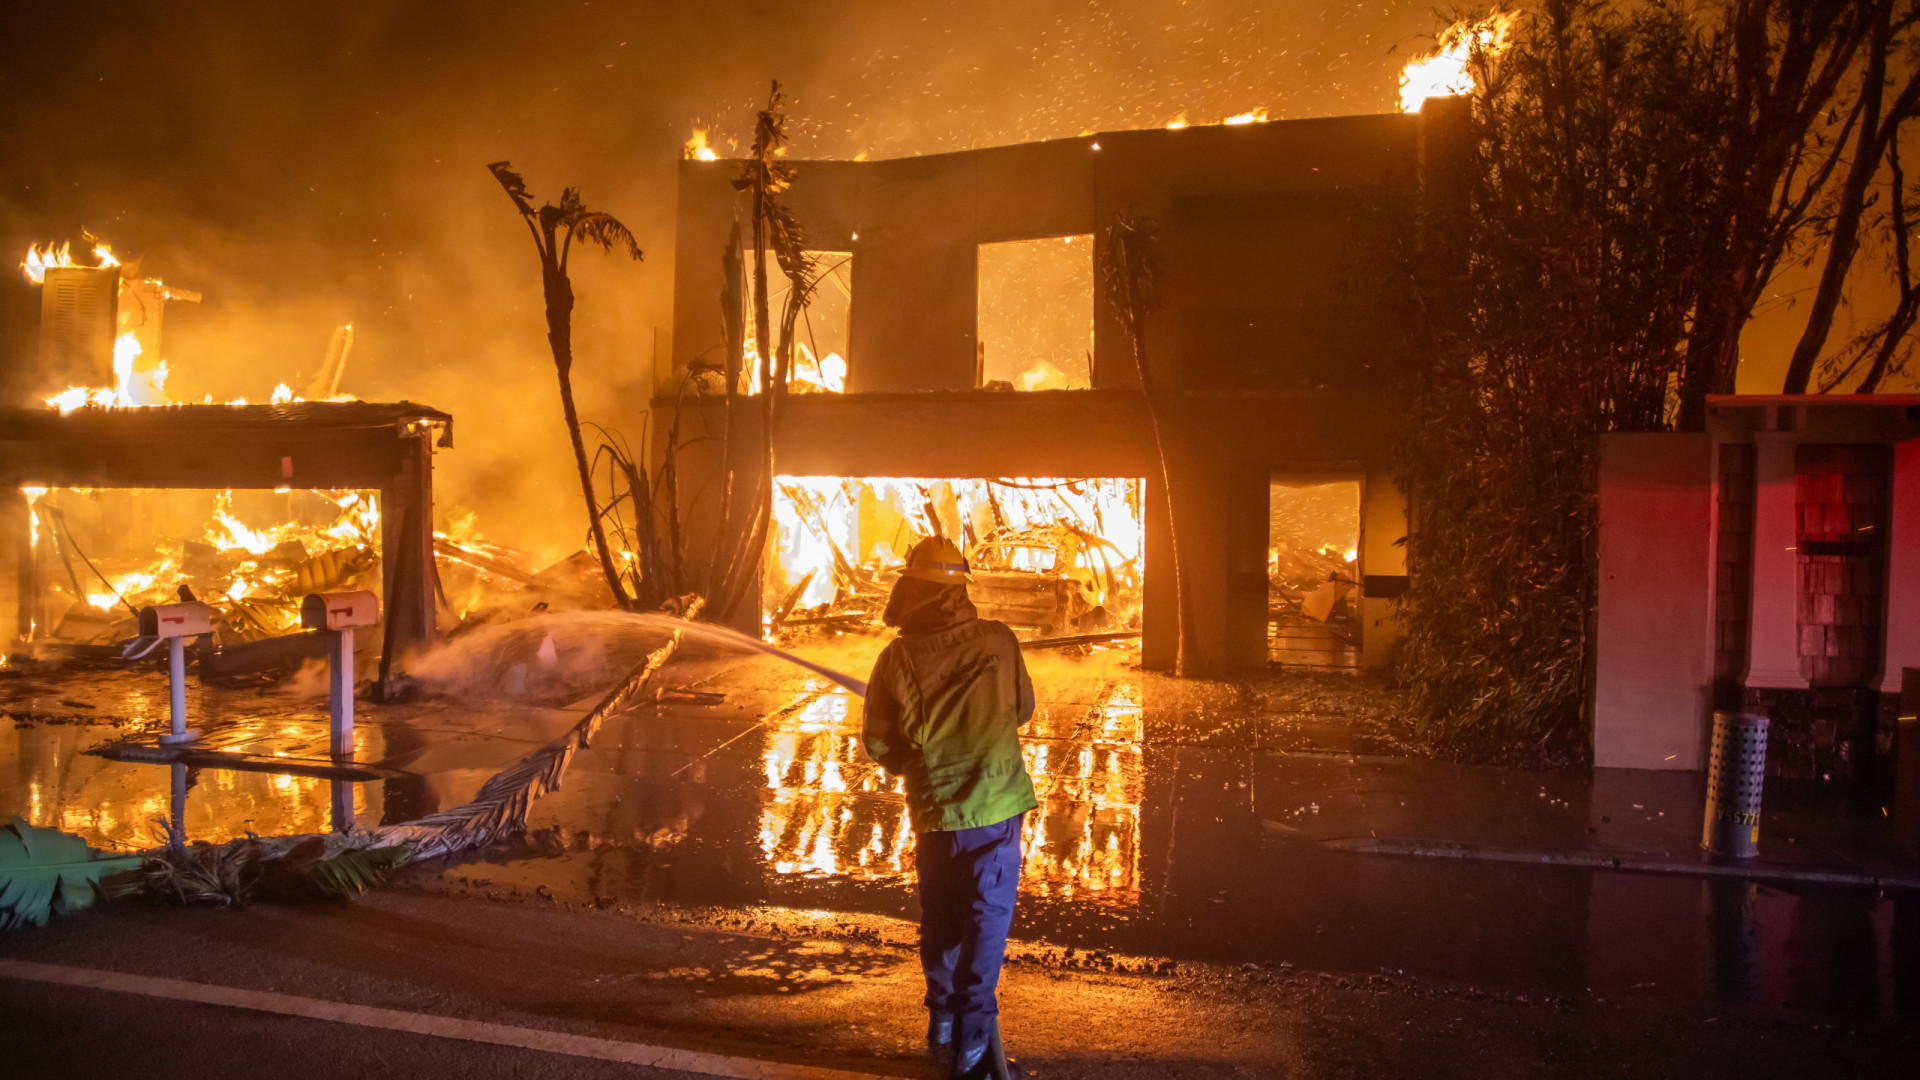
left=137, top=602, right=213, bottom=640
left=133, top=602, right=213, bottom=746
left=301, top=591, right=380, bottom=632
left=302, top=590, right=379, bottom=760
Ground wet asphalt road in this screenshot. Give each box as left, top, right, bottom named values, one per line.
left=3, top=979, right=712, bottom=1080
left=5, top=887, right=1918, bottom=1080
left=5, top=630, right=1919, bottom=1026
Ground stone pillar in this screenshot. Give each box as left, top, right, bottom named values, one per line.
left=1881, top=439, right=1920, bottom=692
left=1745, top=433, right=1807, bottom=689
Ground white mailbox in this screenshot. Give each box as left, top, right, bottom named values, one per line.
left=302, top=591, right=379, bottom=760
left=138, top=601, right=213, bottom=639
left=135, top=602, right=213, bottom=745
left=301, top=591, right=380, bottom=632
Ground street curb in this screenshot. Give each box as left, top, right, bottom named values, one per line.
left=1321, top=837, right=1920, bottom=891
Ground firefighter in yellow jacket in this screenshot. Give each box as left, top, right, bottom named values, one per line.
left=863, top=536, right=1036, bottom=1080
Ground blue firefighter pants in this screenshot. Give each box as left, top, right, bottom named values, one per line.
left=915, top=812, right=1024, bottom=1049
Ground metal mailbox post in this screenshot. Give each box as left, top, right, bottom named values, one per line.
left=301, top=591, right=379, bottom=758
left=134, top=601, right=214, bottom=745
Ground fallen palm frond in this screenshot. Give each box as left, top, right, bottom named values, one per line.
left=256, top=836, right=414, bottom=903
left=138, top=828, right=262, bottom=908
left=0, top=817, right=143, bottom=930
left=140, top=830, right=417, bottom=909
left=370, top=595, right=706, bottom=860
left=5, top=600, right=706, bottom=926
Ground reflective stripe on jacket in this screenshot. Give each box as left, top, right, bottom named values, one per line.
left=861, top=617, right=1038, bottom=833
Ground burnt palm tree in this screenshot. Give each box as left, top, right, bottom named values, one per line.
left=489, top=161, right=643, bottom=608
left=1103, top=214, right=1188, bottom=674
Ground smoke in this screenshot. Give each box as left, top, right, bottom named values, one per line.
left=0, top=1, right=1440, bottom=560
left=405, top=610, right=673, bottom=703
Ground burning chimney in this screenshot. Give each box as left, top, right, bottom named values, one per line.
left=115, top=274, right=200, bottom=383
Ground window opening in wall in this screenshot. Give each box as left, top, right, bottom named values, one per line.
left=1269, top=477, right=1361, bottom=671
left=740, top=250, right=851, bottom=393
left=754, top=476, right=1145, bottom=897
left=765, top=476, right=1141, bottom=640
left=976, top=235, right=1094, bottom=391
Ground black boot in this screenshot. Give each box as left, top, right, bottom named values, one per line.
left=926, top=1012, right=954, bottom=1073
left=949, top=1019, right=1022, bottom=1080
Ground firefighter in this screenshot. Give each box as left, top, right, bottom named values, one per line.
left=863, top=536, right=1036, bottom=1080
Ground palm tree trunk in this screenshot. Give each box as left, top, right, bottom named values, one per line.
left=545, top=267, right=633, bottom=609
left=1131, top=327, right=1188, bottom=676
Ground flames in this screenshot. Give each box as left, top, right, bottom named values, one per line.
left=23, top=236, right=350, bottom=412
left=1399, top=10, right=1517, bottom=112
left=738, top=339, right=847, bottom=394
left=767, top=476, right=1143, bottom=632
left=42, top=332, right=162, bottom=413
left=18, top=236, right=387, bottom=641
left=28, top=485, right=382, bottom=638
left=685, top=129, right=719, bottom=161
left=20, top=239, right=118, bottom=286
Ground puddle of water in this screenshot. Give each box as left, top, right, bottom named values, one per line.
left=440, top=671, right=1919, bottom=1020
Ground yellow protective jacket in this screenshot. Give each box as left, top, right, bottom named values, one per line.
left=861, top=616, right=1038, bottom=833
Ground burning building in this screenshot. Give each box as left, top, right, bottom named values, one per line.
left=661, top=103, right=1468, bottom=674
left=2, top=241, right=451, bottom=669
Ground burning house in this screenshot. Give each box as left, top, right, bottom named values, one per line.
left=661, top=103, right=1469, bottom=675
left=2, top=241, right=451, bottom=671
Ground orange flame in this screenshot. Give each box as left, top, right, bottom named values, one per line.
left=21, top=240, right=118, bottom=286
left=1399, top=11, right=1518, bottom=112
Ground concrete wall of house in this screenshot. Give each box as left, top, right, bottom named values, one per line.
left=1594, top=432, right=1715, bottom=770
left=660, top=110, right=1450, bottom=674
left=655, top=390, right=1404, bottom=675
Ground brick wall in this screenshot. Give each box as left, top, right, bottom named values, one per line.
left=1794, top=444, right=1888, bottom=687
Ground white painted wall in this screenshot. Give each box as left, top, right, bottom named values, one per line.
left=1595, top=433, right=1715, bottom=770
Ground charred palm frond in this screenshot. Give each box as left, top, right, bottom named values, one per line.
left=256, top=835, right=415, bottom=903
left=139, top=826, right=262, bottom=908
left=489, top=161, right=645, bottom=611
left=708, top=82, right=822, bottom=623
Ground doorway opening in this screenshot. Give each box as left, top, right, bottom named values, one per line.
left=1268, top=475, right=1360, bottom=670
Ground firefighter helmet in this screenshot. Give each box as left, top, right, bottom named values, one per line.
left=899, top=536, right=972, bottom=584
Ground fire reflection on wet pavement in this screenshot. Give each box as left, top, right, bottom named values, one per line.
left=4, top=650, right=1916, bottom=1020
left=750, top=677, right=1143, bottom=906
